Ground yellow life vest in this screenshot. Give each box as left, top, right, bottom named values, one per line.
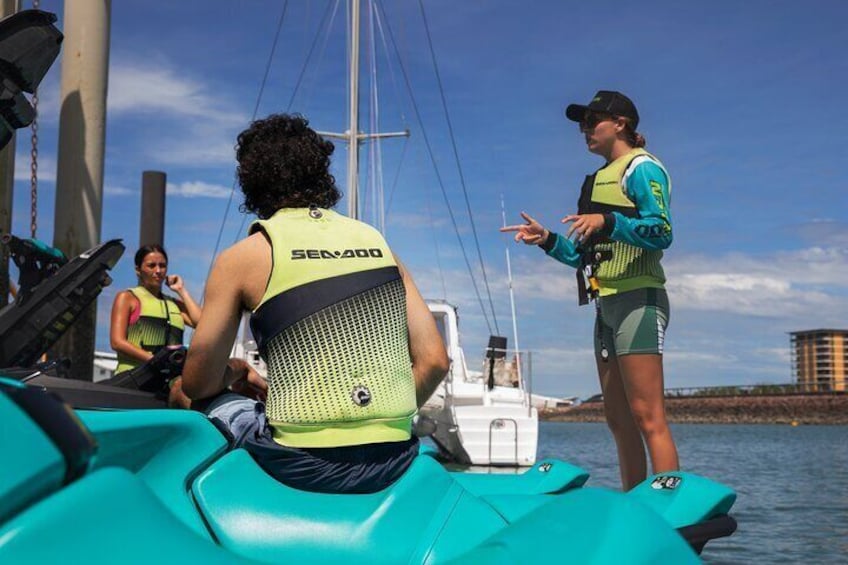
left=579, top=148, right=670, bottom=295
left=249, top=207, right=416, bottom=449
left=115, top=285, right=185, bottom=374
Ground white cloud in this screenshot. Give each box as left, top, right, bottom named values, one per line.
left=665, top=246, right=848, bottom=321
left=664, top=350, right=735, bottom=365
left=149, top=136, right=237, bottom=166
left=386, top=211, right=448, bottom=230
left=104, top=185, right=135, bottom=196
left=793, top=218, right=848, bottom=247
left=522, top=346, right=598, bottom=397
left=407, top=242, right=845, bottom=370
left=424, top=244, right=848, bottom=395
left=532, top=345, right=596, bottom=366
left=512, top=257, right=575, bottom=301
left=14, top=152, right=56, bottom=182
left=107, top=57, right=246, bottom=167
left=752, top=347, right=791, bottom=365
left=166, top=181, right=232, bottom=199
left=108, top=62, right=244, bottom=126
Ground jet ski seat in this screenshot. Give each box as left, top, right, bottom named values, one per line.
left=192, top=449, right=510, bottom=564
left=77, top=408, right=230, bottom=537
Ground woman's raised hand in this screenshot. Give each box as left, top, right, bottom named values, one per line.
left=561, top=213, right=606, bottom=242
left=500, top=212, right=549, bottom=245
left=166, top=274, right=184, bottom=293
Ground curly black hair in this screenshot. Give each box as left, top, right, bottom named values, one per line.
left=236, top=114, right=342, bottom=219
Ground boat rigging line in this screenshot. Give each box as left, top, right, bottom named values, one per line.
left=382, top=135, right=409, bottom=220
left=372, top=3, right=409, bottom=225
left=231, top=0, right=341, bottom=243
left=284, top=0, right=340, bottom=115
left=297, top=0, right=342, bottom=118
left=207, top=1, right=289, bottom=283
left=427, top=189, right=448, bottom=301
left=415, top=0, right=500, bottom=335
left=376, top=0, right=496, bottom=335
left=365, top=0, right=385, bottom=232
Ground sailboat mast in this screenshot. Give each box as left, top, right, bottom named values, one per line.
left=347, top=0, right=361, bottom=220
left=500, top=194, right=522, bottom=380
left=317, top=0, right=408, bottom=221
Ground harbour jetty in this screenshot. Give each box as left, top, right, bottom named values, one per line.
left=542, top=393, right=848, bottom=425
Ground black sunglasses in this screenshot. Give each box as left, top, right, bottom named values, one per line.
left=579, top=112, right=617, bottom=130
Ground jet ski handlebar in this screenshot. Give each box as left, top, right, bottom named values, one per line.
left=102, top=345, right=187, bottom=396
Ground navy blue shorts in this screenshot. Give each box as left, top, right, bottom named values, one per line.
left=199, top=393, right=419, bottom=494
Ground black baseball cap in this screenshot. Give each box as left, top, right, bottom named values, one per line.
left=565, top=91, right=639, bottom=129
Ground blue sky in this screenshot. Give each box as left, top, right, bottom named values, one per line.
left=6, top=0, right=848, bottom=397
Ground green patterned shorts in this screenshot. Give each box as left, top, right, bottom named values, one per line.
left=595, top=287, right=669, bottom=357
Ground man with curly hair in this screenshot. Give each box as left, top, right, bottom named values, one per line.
left=182, top=114, right=449, bottom=494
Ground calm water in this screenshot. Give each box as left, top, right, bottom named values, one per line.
left=537, top=422, right=848, bottom=564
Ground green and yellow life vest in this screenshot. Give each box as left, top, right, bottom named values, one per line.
left=115, top=285, right=185, bottom=374
left=249, top=207, right=417, bottom=449
left=578, top=147, right=670, bottom=295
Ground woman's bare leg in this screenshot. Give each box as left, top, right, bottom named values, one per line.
left=597, top=355, right=647, bottom=490
left=618, top=354, right=679, bottom=474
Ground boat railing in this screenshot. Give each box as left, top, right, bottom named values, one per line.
left=488, top=417, right=519, bottom=466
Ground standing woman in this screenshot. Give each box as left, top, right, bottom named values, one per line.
left=502, top=91, right=678, bottom=490
left=110, top=244, right=202, bottom=408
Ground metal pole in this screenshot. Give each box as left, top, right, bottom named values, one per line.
left=500, top=196, right=521, bottom=359
left=346, top=0, right=360, bottom=219
left=527, top=351, right=533, bottom=417
left=52, top=0, right=111, bottom=380
left=500, top=194, right=524, bottom=395
left=318, top=0, right=407, bottom=223
left=139, top=171, right=166, bottom=247
left=0, top=0, right=20, bottom=307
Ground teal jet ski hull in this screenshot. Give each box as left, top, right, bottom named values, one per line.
left=0, top=382, right=735, bottom=564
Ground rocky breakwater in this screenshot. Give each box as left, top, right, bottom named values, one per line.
left=542, top=394, right=848, bottom=425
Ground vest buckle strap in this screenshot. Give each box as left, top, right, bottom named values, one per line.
left=576, top=246, right=612, bottom=306
left=592, top=249, right=613, bottom=263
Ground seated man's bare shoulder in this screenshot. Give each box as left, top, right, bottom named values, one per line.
left=214, top=231, right=272, bottom=311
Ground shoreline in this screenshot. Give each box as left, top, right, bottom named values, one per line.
left=540, top=394, right=848, bottom=425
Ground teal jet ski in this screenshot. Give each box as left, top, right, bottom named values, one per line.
left=1, top=378, right=735, bottom=563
